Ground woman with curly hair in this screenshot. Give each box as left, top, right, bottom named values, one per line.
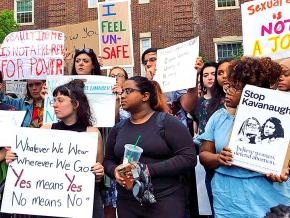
left=199, top=57, right=289, bottom=217
left=261, top=117, right=284, bottom=144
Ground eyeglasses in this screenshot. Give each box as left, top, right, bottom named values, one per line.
left=247, top=123, right=258, bottom=128
left=110, top=73, right=125, bottom=79
left=75, top=48, right=94, bottom=54
left=28, top=82, right=43, bottom=88
left=119, top=88, right=141, bottom=95
left=223, top=84, right=243, bottom=95
left=143, top=57, right=157, bottom=65
left=50, top=97, right=70, bottom=106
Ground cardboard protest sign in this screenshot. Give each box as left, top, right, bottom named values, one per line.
left=44, top=75, right=116, bottom=127
left=49, top=21, right=99, bottom=54
left=242, top=0, right=290, bottom=60
left=228, top=85, right=290, bottom=175
left=0, top=30, right=64, bottom=80
left=0, top=111, right=26, bottom=128
left=154, top=37, right=199, bottom=93
left=98, top=0, right=134, bottom=69
left=1, top=127, right=98, bottom=217
left=5, top=81, right=27, bottom=98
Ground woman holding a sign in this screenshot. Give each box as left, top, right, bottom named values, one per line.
left=0, top=79, right=45, bottom=127
left=199, top=57, right=289, bottom=218
left=6, top=79, right=105, bottom=218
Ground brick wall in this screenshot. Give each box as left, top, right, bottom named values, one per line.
left=0, top=0, right=245, bottom=74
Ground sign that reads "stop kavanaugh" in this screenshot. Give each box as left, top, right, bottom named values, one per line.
left=0, top=30, right=65, bottom=80
left=97, top=0, right=134, bottom=69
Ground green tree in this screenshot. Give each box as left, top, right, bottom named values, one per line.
left=0, top=10, right=18, bottom=43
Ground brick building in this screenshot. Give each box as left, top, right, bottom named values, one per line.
left=0, top=0, right=246, bottom=75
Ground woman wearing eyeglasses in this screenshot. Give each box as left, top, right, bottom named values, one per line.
left=104, top=76, right=196, bottom=218
left=0, top=79, right=45, bottom=127
left=6, top=80, right=105, bottom=218
left=199, top=57, right=289, bottom=218
left=71, top=48, right=101, bottom=75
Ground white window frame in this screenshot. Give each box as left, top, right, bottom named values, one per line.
left=215, top=0, right=239, bottom=10
left=214, top=36, right=243, bottom=62
left=14, top=0, right=34, bottom=25
left=138, top=0, right=150, bottom=4
left=139, top=32, right=152, bottom=77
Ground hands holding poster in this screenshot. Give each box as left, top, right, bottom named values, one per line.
left=242, top=0, right=290, bottom=60
left=1, top=127, right=98, bottom=218
left=154, top=37, right=199, bottom=93
left=0, top=30, right=64, bottom=80
left=98, top=0, right=134, bottom=68
left=228, top=85, right=290, bottom=175
left=44, top=75, right=116, bottom=127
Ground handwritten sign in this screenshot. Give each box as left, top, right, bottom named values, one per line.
left=1, top=127, right=97, bottom=217
left=98, top=0, right=134, bottom=69
left=0, top=30, right=64, bottom=80
left=154, top=37, right=199, bottom=93
left=228, top=85, right=290, bottom=175
left=0, top=111, right=25, bottom=128
left=242, top=0, right=290, bottom=60
left=49, top=21, right=99, bottom=54
left=5, top=81, right=27, bottom=98
left=44, top=75, right=116, bottom=127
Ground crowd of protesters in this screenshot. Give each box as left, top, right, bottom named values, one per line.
left=0, top=45, right=289, bottom=218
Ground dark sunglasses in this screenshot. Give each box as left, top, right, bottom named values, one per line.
left=75, top=48, right=94, bottom=54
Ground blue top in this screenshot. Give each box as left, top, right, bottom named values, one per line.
left=199, top=108, right=262, bottom=178
left=0, top=93, right=33, bottom=127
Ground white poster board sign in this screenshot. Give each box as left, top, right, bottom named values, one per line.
left=195, top=156, right=212, bottom=216
left=5, top=81, right=27, bottom=98
left=242, top=0, right=290, bottom=60
left=1, top=127, right=98, bottom=218
left=44, top=75, right=116, bottom=127
left=0, top=111, right=25, bottom=128
left=228, top=85, right=290, bottom=175
left=0, top=30, right=64, bottom=80
left=155, top=37, right=199, bottom=93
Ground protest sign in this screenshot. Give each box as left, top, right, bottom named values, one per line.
left=98, top=0, right=134, bottom=69
left=0, top=111, right=25, bottom=128
left=49, top=21, right=99, bottom=54
left=154, top=37, right=199, bottom=93
left=44, top=75, right=116, bottom=127
left=242, top=0, right=290, bottom=60
left=5, top=81, right=27, bottom=98
left=1, top=127, right=98, bottom=217
left=228, top=85, right=290, bottom=175
left=0, top=30, right=64, bottom=80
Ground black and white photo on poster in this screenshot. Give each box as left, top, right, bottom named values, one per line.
left=228, top=85, right=290, bottom=175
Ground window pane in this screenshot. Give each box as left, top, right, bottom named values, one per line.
left=217, top=0, right=236, bottom=7
left=16, top=0, right=33, bottom=23
left=217, top=42, right=242, bottom=61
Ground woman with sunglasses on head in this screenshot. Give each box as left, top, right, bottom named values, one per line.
left=199, top=57, right=289, bottom=218
left=71, top=48, right=101, bottom=76
left=0, top=79, right=45, bottom=127
left=104, top=76, right=196, bottom=218
left=6, top=79, right=105, bottom=218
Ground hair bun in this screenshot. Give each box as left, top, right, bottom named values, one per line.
left=68, top=79, right=85, bottom=89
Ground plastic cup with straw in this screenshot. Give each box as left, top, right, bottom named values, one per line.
left=123, top=135, right=143, bottom=164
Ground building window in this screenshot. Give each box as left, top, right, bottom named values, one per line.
left=138, top=0, right=150, bottom=4
left=215, top=42, right=242, bottom=61
left=215, top=0, right=239, bottom=9
left=140, top=35, right=151, bottom=77
left=14, top=0, right=34, bottom=25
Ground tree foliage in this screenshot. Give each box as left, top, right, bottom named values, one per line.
left=0, top=10, right=18, bottom=43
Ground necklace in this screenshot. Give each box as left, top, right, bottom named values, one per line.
left=130, top=110, right=155, bottom=124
